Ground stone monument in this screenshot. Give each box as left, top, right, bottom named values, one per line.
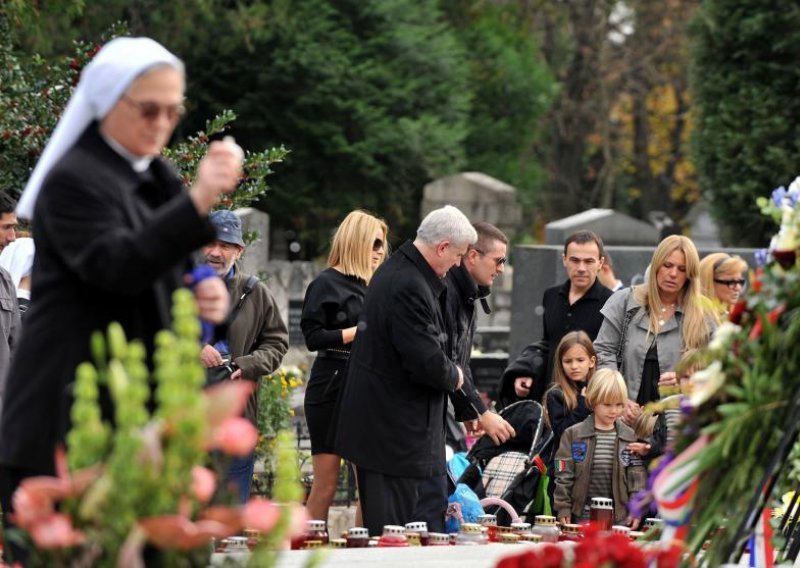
left=421, top=172, right=522, bottom=237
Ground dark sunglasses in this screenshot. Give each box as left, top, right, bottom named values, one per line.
left=373, top=238, right=385, bottom=252
left=714, top=278, right=746, bottom=289
left=122, top=94, right=186, bottom=122
left=473, top=247, right=507, bottom=267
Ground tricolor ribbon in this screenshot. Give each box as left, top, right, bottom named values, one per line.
left=748, top=507, right=774, bottom=567
left=653, top=435, right=710, bottom=543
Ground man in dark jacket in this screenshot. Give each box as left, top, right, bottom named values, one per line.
left=447, top=222, right=516, bottom=440
left=541, top=230, right=612, bottom=380
left=334, top=205, right=474, bottom=536
left=201, top=210, right=289, bottom=503
left=0, top=38, right=241, bottom=544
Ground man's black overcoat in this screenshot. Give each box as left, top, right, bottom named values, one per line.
left=334, top=241, right=460, bottom=478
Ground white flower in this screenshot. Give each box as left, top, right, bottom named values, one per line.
left=788, top=175, right=800, bottom=196
left=708, top=322, right=741, bottom=351
left=689, top=361, right=725, bottom=407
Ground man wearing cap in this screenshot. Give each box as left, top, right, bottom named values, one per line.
left=0, top=37, right=241, bottom=544
left=201, top=210, right=289, bottom=503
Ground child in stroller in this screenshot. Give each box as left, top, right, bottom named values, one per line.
left=496, top=340, right=549, bottom=410
left=455, top=399, right=552, bottom=525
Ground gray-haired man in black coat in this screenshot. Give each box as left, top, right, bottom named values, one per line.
left=335, top=205, right=475, bottom=536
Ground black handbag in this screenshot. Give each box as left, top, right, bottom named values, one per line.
left=616, top=305, right=638, bottom=375
left=204, top=275, right=259, bottom=387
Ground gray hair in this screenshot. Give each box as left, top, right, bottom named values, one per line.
left=416, top=205, right=477, bottom=247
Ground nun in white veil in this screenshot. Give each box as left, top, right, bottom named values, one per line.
left=0, top=37, right=243, bottom=542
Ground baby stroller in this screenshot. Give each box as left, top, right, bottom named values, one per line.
left=456, top=400, right=553, bottom=525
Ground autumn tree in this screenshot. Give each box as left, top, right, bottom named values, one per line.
left=529, top=0, right=700, bottom=229
left=614, top=0, right=700, bottom=222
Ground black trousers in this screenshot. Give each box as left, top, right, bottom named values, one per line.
left=411, top=473, right=448, bottom=533
left=356, top=467, right=421, bottom=537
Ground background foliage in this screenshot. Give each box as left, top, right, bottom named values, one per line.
left=5, top=0, right=800, bottom=250
left=691, top=0, right=800, bottom=246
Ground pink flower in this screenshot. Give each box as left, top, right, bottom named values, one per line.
left=11, top=485, right=54, bottom=529
left=200, top=506, right=243, bottom=534
left=204, top=381, right=255, bottom=429
left=139, top=515, right=237, bottom=550
left=17, top=476, right=71, bottom=501
left=211, top=417, right=258, bottom=457
left=29, top=513, right=85, bottom=549
left=191, top=466, right=216, bottom=503
left=242, top=497, right=280, bottom=533
left=282, top=503, right=310, bottom=549
left=10, top=450, right=104, bottom=533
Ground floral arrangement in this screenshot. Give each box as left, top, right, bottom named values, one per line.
left=649, top=176, right=800, bottom=564
left=758, top=178, right=800, bottom=259
left=495, top=524, right=683, bottom=568
left=5, top=290, right=305, bottom=567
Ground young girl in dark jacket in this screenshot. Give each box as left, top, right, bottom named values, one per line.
left=543, top=331, right=597, bottom=503
left=544, top=331, right=598, bottom=453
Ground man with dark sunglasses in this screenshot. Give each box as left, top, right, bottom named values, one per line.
left=445, top=222, right=515, bottom=444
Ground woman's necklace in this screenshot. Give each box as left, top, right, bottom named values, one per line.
left=658, top=303, right=677, bottom=327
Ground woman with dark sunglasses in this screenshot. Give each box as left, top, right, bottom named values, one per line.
left=301, top=210, right=388, bottom=525
left=699, top=252, right=749, bottom=318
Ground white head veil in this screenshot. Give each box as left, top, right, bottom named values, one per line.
left=16, top=37, right=184, bottom=220
left=0, top=238, right=35, bottom=296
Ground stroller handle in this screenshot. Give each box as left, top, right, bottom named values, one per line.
left=480, top=496, right=522, bottom=524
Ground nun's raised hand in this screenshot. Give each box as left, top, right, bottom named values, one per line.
left=190, top=137, right=244, bottom=214
left=194, top=275, right=230, bottom=324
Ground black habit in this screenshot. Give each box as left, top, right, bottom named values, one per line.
left=0, top=123, right=216, bottom=476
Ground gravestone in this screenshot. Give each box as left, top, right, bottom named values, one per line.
left=687, top=202, right=722, bottom=249
left=545, top=208, right=660, bottom=246
left=236, top=207, right=270, bottom=277
left=421, top=172, right=522, bottom=238
left=287, top=298, right=305, bottom=346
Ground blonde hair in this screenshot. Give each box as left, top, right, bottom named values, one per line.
left=675, top=348, right=704, bottom=390
left=632, top=235, right=711, bottom=350
left=699, top=253, right=748, bottom=304
left=585, top=369, right=627, bottom=408
left=633, top=413, right=658, bottom=439
left=327, top=210, right=388, bottom=283
left=544, top=331, right=596, bottom=427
